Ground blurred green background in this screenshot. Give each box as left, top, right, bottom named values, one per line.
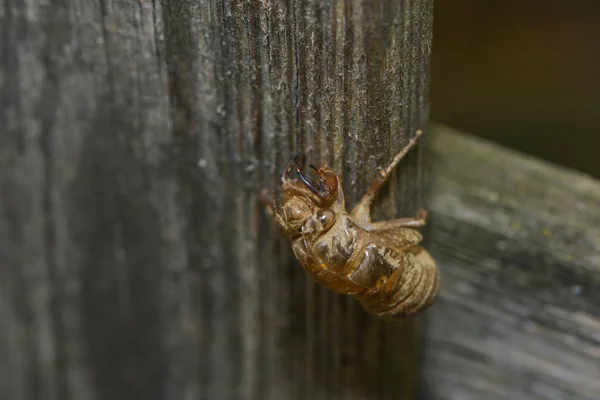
left=431, top=1, right=600, bottom=178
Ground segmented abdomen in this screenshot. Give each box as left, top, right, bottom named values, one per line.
left=352, top=244, right=440, bottom=319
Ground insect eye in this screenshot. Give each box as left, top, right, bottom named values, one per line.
left=283, top=201, right=311, bottom=225
left=317, top=209, right=335, bottom=230
left=289, top=207, right=306, bottom=220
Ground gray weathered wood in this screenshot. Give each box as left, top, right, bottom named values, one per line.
left=1, top=1, right=432, bottom=400
left=421, top=124, right=600, bottom=400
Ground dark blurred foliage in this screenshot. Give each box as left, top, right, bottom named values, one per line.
left=431, top=0, right=600, bottom=178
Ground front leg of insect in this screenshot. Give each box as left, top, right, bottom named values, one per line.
left=265, top=129, right=440, bottom=320
left=351, top=129, right=427, bottom=229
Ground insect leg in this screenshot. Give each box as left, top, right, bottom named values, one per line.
left=281, top=153, right=305, bottom=184
left=367, top=217, right=425, bottom=230
left=351, top=130, right=423, bottom=224
left=365, top=209, right=428, bottom=230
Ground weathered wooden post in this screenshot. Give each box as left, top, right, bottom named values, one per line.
left=173, top=1, right=434, bottom=399
left=1, top=1, right=433, bottom=399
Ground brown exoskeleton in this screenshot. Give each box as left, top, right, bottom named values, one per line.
left=264, top=130, right=440, bottom=320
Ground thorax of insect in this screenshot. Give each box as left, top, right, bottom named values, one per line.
left=264, top=130, right=439, bottom=320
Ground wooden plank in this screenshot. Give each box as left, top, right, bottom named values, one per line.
left=420, top=124, right=600, bottom=400
left=0, top=1, right=433, bottom=400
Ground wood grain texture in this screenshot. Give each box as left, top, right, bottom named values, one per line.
left=0, top=1, right=432, bottom=400
left=421, top=124, right=600, bottom=400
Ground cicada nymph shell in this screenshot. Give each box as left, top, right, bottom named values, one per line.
left=264, top=130, right=440, bottom=319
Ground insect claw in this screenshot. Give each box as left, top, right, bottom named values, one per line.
left=296, top=164, right=335, bottom=201
left=295, top=165, right=318, bottom=193
left=282, top=156, right=298, bottom=183
left=293, top=152, right=306, bottom=167
left=282, top=153, right=308, bottom=183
